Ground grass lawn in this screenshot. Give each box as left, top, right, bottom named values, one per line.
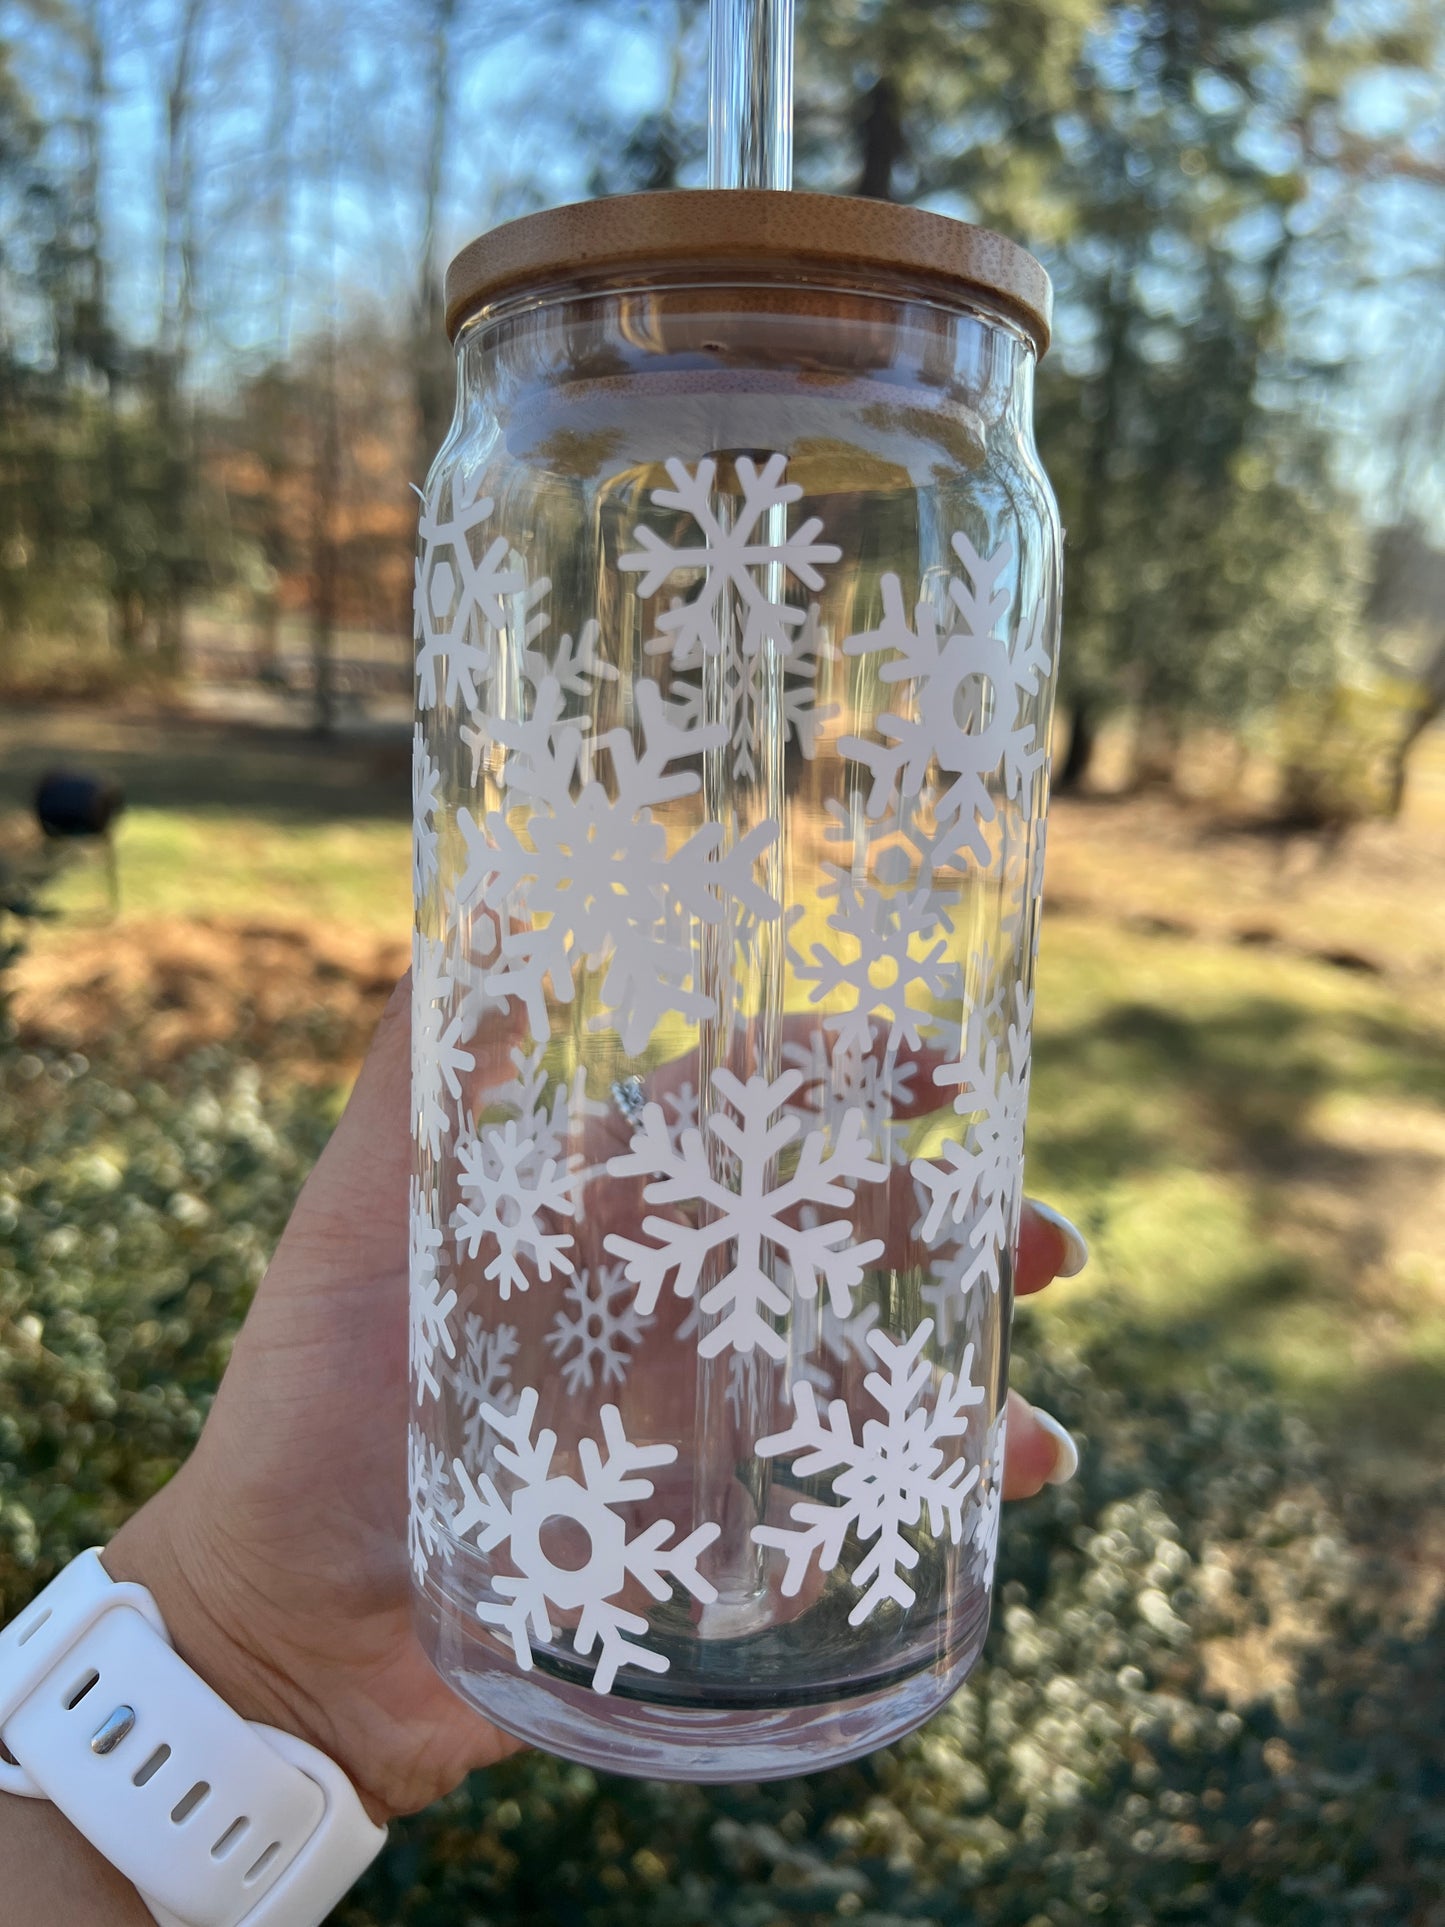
left=4, top=705, right=1443, bottom=1486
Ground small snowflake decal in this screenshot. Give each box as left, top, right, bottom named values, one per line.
left=789, top=865, right=961, bottom=1054
left=409, top=1179, right=457, bottom=1405
left=913, top=983, right=1033, bottom=1267
left=605, top=1066, right=888, bottom=1358
left=794, top=1294, right=884, bottom=1396
left=412, top=931, right=474, bottom=1158
left=452, top=1119, right=576, bottom=1299
left=413, top=723, right=441, bottom=898
left=669, top=601, right=838, bottom=781
left=476, top=1043, right=604, bottom=1218
left=451, top=1312, right=519, bottom=1467
left=408, top=1424, right=454, bottom=1583
left=415, top=465, right=546, bottom=713
left=449, top=1390, right=721, bottom=1693
left=781, top=1033, right=916, bottom=1167
left=546, top=1263, right=650, bottom=1393
left=620, top=454, right=840, bottom=663
left=1002, top=822, right=1048, bottom=961
left=967, top=1408, right=1007, bottom=1590
left=753, top=1319, right=985, bottom=1624
left=839, top=535, right=1048, bottom=858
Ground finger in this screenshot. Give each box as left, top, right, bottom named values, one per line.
left=1001, top=1388, right=1079, bottom=1498
left=277, top=971, right=413, bottom=1263
left=1016, top=1198, right=1088, bottom=1297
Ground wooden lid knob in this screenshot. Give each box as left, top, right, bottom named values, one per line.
left=445, top=190, right=1052, bottom=354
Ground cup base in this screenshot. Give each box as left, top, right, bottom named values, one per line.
left=414, top=1586, right=990, bottom=1783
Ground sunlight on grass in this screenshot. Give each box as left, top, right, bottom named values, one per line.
left=21, top=797, right=1445, bottom=1470
left=1028, top=915, right=1445, bottom=1460
left=44, top=808, right=411, bottom=935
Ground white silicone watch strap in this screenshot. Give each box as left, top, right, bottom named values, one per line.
left=0, top=1550, right=386, bottom=1927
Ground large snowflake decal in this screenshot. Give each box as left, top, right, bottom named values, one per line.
left=789, top=865, right=961, bottom=1054
left=409, top=1180, right=457, bottom=1404
left=413, top=723, right=441, bottom=898
left=412, top=931, right=474, bottom=1158
left=668, top=601, right=838, bottom=781
left=913, top=984, right=1033, bottom=1274
left=451, top=1312, right=519, bottom=1467
left=415, top=465, right=547, bottom=713
left=620, top=454, right=840, bottom=664
left=452, top=1119, right=577, bottom=1298
left=457, top=677, right=780, bottom=1051
left=605, top=1066, right=888, bottom=1358
left=546, top=1263, right=650, bottom=1394
left=449, top=1390, right=720, bottom=1693
left=408, top=1424, right=454, bottom=1584
left=753, top=1319, right=985, bottom=1624
left=839, top=535, right=1049, bottom=859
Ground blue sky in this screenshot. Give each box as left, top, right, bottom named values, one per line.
left=3, top=0, right=1440, bottom=528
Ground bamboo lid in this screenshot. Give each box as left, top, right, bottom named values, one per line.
left=445, top=190, right=1052, bottom=354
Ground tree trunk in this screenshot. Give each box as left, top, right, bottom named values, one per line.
left=855, top=76, right=904, bottom=201
left=1130, top=705, right=1183, bottom=791
left=414, top=0, right=460, bottom=479
left=1383, top=634, right=1445, bottom=817
left=153, top=0, right=207, bottom=675
left=1054, top=701, right=1097, bottom=793
left=310, top=337, right=341, bottom=738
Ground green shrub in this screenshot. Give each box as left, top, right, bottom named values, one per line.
left=1, top=1045, right=1439, bottom=1925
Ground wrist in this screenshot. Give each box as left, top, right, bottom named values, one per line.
left=102, top=1480, right=391, bottom=1829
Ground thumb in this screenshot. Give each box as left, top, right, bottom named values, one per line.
left=275, top=971, right=413, bottom=1270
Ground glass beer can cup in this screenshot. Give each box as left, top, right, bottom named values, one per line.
left=409, top=191, right=1061, bottom=1782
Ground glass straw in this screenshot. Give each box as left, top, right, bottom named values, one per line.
left=693, top=0, right=796, bottom=1628
left=708, top=0, right=794, bottom=191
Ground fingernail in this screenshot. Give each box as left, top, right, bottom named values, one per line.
left=1032, top=1407, right=1080, bottom=1485
left=1027, top=1199, right=1089, bottom=1277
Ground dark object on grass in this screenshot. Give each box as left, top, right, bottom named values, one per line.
left=33, top=770, right=124, bottom=915
left=34, top=770, right=125, bottom=839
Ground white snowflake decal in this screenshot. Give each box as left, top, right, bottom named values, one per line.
left=661, top=1080, right=701, bottom=1151
left=782, top=1030, right=917, bottom=1165
left=451, top=1312, right=519, bottom=1467
left=457, top=677, right=780, bottom=1051
left=408, top=1424, right=454, bottom=1584
left=605, top=1066, right=888, bottom=1358
left=669, top=601, right=838, bottom=781
left=449, top=1390, right=720, bottom=1693
left=620, top=454, right=840, bottom=664
left=413, top=723, right=441, bottom=898
left=546, top=1263, right=649, bottom=1394
left=452, top=1119, right=576, bottom=1299
left=462, top=621, right=616, bottom=784
left=753, top=1319, right=986, bottom=1624
left=476, top=1043, right=605, bottom=1217
left=412, top=931, right=475, bottom=1158
left=789, top=866, right=961, bottom=1054
left=839, top=535, right=1049, bottom=859
left=794, top=1294, right=884, bottom=1396
left=415, top=465, right=547, bottom=713
left=967, top=1408, right=1007, bottom=1590
left=525, top=617, right=619, bottom=701
left=919, top=1238, right=991, bottom=1348
left=913, top=984, right=1033, bottom=1272
left=409, top=1180, right=457, bottom=1405
left=1002, top=822, right=1048, bottom=961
